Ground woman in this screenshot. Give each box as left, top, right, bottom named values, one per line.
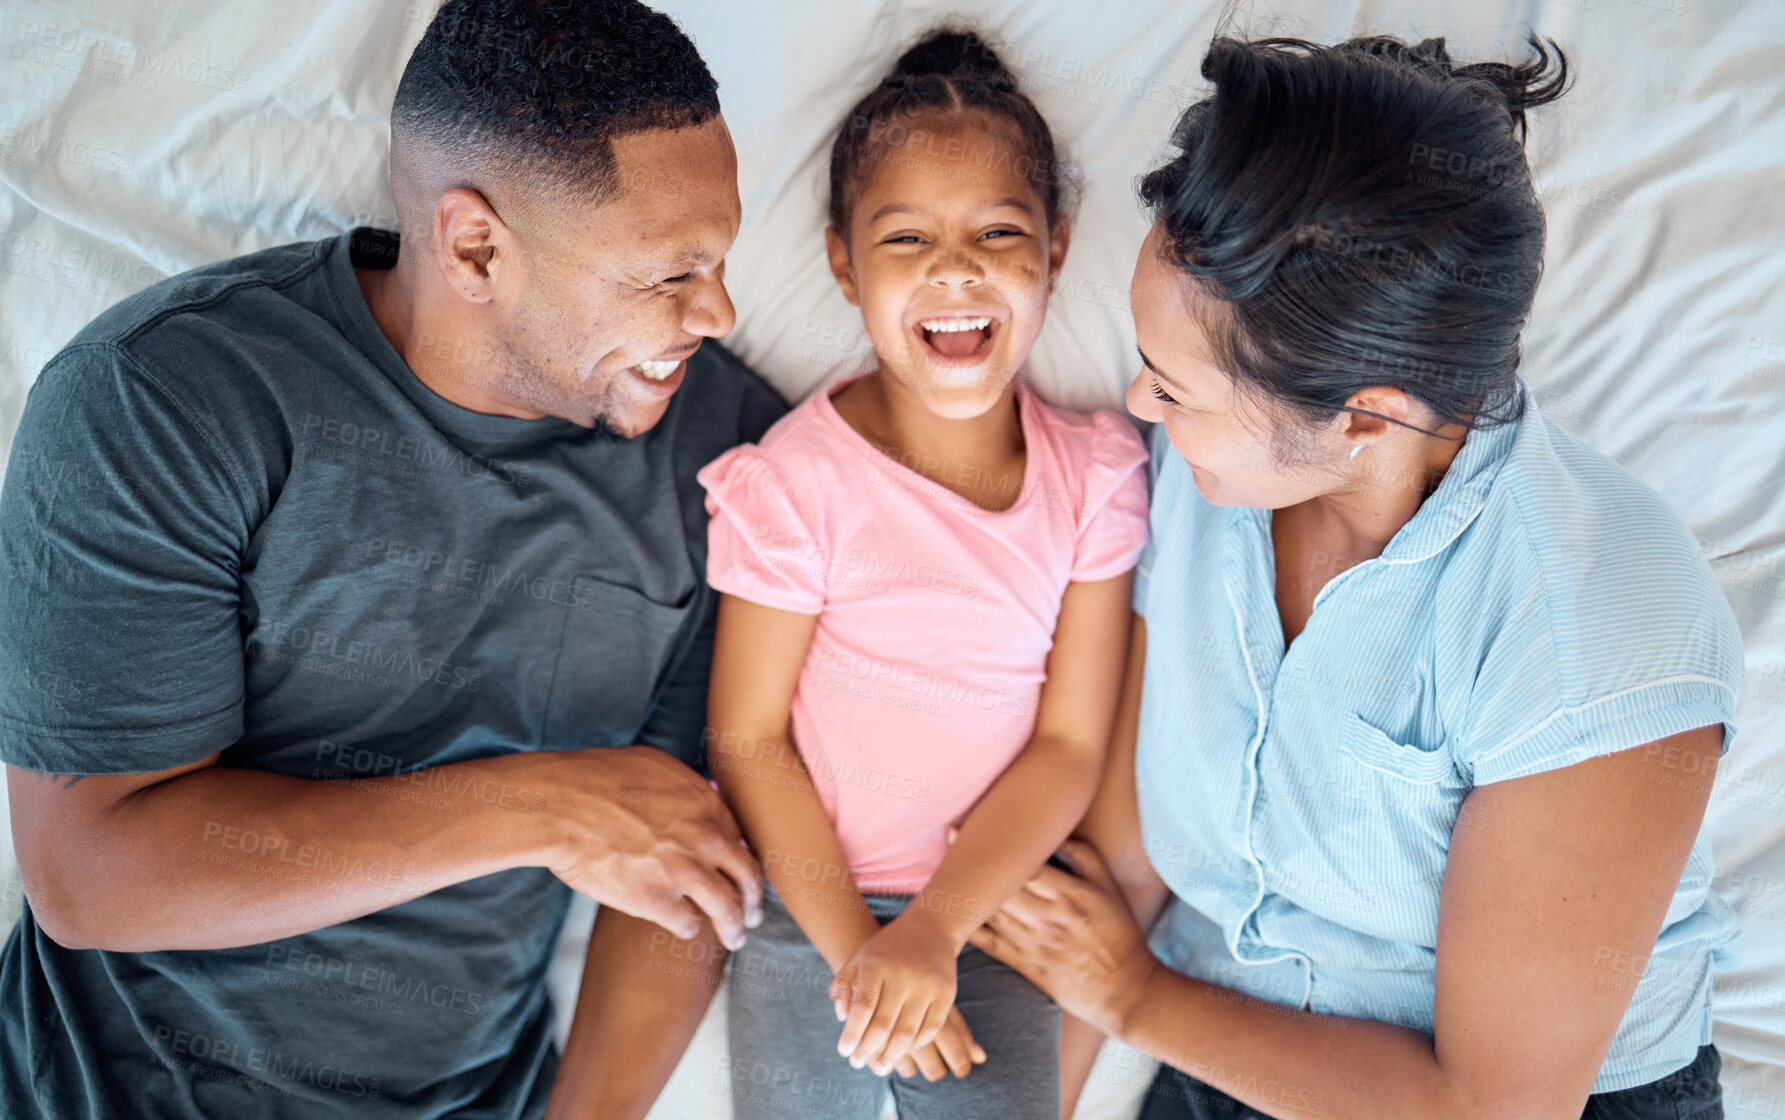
left=967, top=34, right=1744, bottom=1120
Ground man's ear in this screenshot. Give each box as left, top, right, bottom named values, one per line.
left=824, top=225, right=860, bottom=307
left=1047, top=214, right=1071, bottom=291
left=433, top=187, right=506, bottom=304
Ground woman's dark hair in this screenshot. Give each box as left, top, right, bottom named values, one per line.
left=827, top=28, right=1074, bottom=234
left=1140, top=34, right=1570, bottom=439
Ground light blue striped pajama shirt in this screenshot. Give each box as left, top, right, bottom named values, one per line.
left=1131, top=379, right=1745, bottom=1092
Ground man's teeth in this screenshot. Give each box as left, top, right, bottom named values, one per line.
left=633, top=359, right=679, bottom=381
left=919, top=317, right=991, bottom=333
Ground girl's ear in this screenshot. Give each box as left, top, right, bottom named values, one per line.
left=1046, top=214, right=1071, bottom=292
left=824, top=226, right=860, bottom=307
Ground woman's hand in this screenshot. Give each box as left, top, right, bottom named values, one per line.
left=966, top=837, right=1163, bottom=1037
left=829, top=909, right=968, bottom=1074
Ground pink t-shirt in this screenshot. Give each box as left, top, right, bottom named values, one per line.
left=697, top=375, right=1150, bottom=893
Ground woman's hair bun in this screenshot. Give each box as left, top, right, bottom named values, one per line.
left=1339, top=33, right=1569, bottom=141
left=891, top=28, right=1015, bottom=89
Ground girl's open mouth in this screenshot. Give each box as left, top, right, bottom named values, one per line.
left=914, top=315, right=1000, bottom=365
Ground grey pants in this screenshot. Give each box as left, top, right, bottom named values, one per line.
left=725, top=885, right=1061, bottom=1120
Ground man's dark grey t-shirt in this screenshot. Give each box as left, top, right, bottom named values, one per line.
left=0, top=228, right=786, bottom=1118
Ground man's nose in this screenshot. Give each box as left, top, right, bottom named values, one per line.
left=684, top=271, right=737, bottom=338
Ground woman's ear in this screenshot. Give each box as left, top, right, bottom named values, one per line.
left=1047, top=214, right=1071, bottom=290
left=824, top=225, right=860, bottom=307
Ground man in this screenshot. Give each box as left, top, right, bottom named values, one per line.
left=0, top=2, right=778, bottom=1116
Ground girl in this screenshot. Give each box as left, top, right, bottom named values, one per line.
left=696, top=28, right=1149, bottom=1120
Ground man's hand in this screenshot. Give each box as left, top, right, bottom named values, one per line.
left=526, top=745, right=763, bottom=949
left=830, top=908, right=965, bottom=1075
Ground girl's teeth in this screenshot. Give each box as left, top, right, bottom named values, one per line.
left=633, top=359, right=678, bottom=381
left=919, top=317, right=991, bottom=333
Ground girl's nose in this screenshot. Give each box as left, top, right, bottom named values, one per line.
left=927, top=245, right=986, bottom=289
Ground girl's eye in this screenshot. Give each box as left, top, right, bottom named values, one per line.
left=1150, top=378, right=1179, bottom=405
left=980, top=228, right=1021, bottom=240
left=884, top=234, right=924, bottom=244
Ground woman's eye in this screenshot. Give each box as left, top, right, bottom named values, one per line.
left=1150, top=378, right=1178, bottom=405
left=662, top=273, right=693, bottom=284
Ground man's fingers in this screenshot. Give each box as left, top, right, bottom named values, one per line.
left=647, top=894, right=704, bottom=942
left=677, top=863, right=748, bottom=950
left=701, top=826, right=763, bottom=929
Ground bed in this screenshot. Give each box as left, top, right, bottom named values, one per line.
left=2, top=0, right=1782, bottom=1116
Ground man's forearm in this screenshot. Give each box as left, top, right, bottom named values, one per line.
left=20, top=754, right=558, bottom=951
left=545, top=907, right=726, bottom=1120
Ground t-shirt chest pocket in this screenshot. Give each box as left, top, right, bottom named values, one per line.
left=543, top=576, right=694, bottom=750
left=1332, top=712, right=1465, bottom=888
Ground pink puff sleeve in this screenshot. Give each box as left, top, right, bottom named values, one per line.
left=1070, top=411, right=1152, bottom=582
left=697, top=445, right=827, bottom=614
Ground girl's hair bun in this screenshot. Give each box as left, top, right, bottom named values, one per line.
left=891, top=29, right=1016, bottom=90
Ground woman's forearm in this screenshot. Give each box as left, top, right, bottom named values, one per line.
left=1114, top=965, right=1460, bottom=1120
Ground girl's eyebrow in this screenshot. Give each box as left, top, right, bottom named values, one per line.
left=866, top=197, right=1037, bottom=224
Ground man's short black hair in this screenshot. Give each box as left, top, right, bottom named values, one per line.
left=391, top=0, right=720, bottom=206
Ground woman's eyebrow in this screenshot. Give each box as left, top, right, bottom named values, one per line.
left=1137, top=347, right=1190, bottom=396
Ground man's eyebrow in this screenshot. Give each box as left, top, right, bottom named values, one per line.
left=652, top=246, right=714, bottom=272
left=1136, top=347, right=1189, bottom=395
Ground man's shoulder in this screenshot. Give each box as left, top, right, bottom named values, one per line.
left=69, top=238, right=335, bottom=356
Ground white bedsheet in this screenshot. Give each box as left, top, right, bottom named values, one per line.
left=1, top=1, right=1781, bottom=1115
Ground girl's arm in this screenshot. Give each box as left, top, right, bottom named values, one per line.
left=973, top=723, right=1726, bottom=1120
left=706, top=592, right=881, bottom=971
left=837, top=573, right=1135, bottom=1067
left=1059, top=613, right=1171, bottom=1118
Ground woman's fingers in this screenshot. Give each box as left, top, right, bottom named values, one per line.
left=1056, top=836, right=1118, bottom=891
